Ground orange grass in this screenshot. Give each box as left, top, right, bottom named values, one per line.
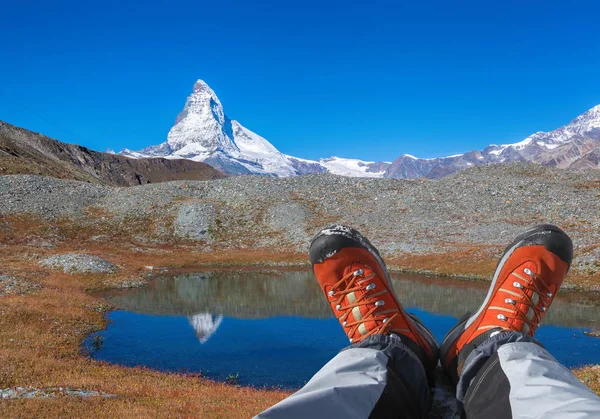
left=1, top=215, right=598, bottom=417
left=0, top=244, right=291, bottom=418
left=574, top=365, right=600, bottom=395
left=386, top=244, right=600, bottom=290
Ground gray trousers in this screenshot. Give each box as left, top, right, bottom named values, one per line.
left=256, top=333, right=600, bottom=419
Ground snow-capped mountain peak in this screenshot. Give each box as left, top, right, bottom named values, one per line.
left=567, top=104, right=600, bottom=134
left=384, top=103, right=600, bottom=178
left=192, top=79, right=214, bottom=94
left=165, top=79, right=235, bottom=156
left=120, top=79, right=388, bottom=177
left=120, top=80, right=302, bottom=176
left=480, top=106, right=600, bottom=160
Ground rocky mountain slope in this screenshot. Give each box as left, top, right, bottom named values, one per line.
left=1, top=163, right=599, bottom=288
left=0, top=121, right=225, bottom=186
left=119, top=79, right=600, bottom=178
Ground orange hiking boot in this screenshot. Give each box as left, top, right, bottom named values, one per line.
left=440, top=224, right=573, bottom=384
left=309, top=225, right=439, bottom=381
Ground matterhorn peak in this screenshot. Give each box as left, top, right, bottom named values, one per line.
left=193, top=79, right=209, bottom=90
left=186, top=79, right=222, bottom=110
left=192, top=79, right=218, bottom=97
left=165, top=79, right=233, bottom=154
left=118, top=78, right=303, bottom=176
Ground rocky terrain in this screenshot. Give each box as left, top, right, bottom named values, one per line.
left=1, top=162, right=599, bottom=288
left=0, top=121, right=225, bottom=186
left=0, top=387, right=116, bottom=400
left=1, top=163, right=599, bottom=419
left=40, top=254, right=119, bottom=274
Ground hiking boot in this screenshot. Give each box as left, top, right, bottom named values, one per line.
left=440, top=224, right=573, bottom=384
left=309, top=225, right=439, bottom=380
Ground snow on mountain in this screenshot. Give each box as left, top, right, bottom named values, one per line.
left=119, top=80, right=600, bottom=178
left=231, top=120, right=298, bottom=176
left=386, top=105, right=600, bottom=178
left=119, top=80, right=387, bottom=177
left=319, top=157, right=387, bottom=178
left=486, top=105, right=600, bottom=160
left=166, top=80, right=237, bottom=156
left=120, top=80, right=298, bottom=176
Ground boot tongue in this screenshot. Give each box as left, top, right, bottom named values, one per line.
left=343, top=263, right=379, bottom=341
left=512, top=289, right=539, bottom=335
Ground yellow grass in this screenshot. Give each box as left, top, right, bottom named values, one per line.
left=1, top=216, right=598, bottom=417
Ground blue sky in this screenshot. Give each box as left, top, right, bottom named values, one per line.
left=2, top=0, right=600, bottom=161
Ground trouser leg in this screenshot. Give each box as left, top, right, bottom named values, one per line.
left=457, top=331, right=600, bottom=419
left=256, top=334, right=432, bottom=419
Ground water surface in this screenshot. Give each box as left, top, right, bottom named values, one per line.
left=87, top=270, right=600, bottom=388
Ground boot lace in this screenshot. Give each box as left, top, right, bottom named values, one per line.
left=328, top=267, right=399, bottom=343
left=491, top=267, right=554, bottom=335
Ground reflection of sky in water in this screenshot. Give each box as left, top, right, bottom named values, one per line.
left=88, top=306, right=600, bottom=389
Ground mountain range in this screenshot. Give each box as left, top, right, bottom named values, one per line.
left=119, top=79, right=600, bottom=178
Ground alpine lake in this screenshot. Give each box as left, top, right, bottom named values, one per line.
left=86, top=270, right=600, bottom=389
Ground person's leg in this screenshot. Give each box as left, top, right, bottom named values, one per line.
left=458, top=331, right=600, bottom=418
left=440, top=224, right=600, bottom=418
left=257, top=334, right=432, bottom=419
left=256, top=225, right=439, bottom=419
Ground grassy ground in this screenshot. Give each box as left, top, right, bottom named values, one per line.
left=0, top=243, right=294, bottom=418
left=1, top=217, right=599, bottom=417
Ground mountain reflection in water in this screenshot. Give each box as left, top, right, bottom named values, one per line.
left=89, top=270, right=599, bottom=388
left=109, top=270, right=599, bottom=329
left=187, top=313, right=223, bottom=344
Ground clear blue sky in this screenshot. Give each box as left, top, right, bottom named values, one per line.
left=2, top=0, right=599, bottom=161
